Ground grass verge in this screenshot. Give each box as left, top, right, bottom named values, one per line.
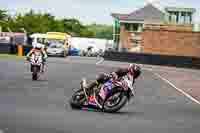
left=0, top=54, right=24, bottom=59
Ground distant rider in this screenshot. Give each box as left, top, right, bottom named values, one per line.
left=26, top=42, right=48, bottom=73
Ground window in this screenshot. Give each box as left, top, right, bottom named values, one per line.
left=124, top=23, right=142, bottom=32
left=131, top=24, right=139, bottom=31
left=125, top=23, right=131, bottom=31
left=49, top=43, right=64, bottom=48
left=168, top=12, right=179, bottom=24
left=185, top=12, right=192, bottom=24
left=180, top=12, right=186, bottom=24
left=113, top=19, right=120, bottom=49
left=168, top=11, right=193, bottom=24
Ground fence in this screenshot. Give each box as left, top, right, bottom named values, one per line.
left=103, top=51, right=200, bottom=69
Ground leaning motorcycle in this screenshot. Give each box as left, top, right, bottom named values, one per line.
left=69, top=73, right=136, bottom=113
left=29, top=51, right=43, bottom=80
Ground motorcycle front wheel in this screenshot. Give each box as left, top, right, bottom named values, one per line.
left=69, top=89, right=86, bottom=109
left=103, top=90, right=128, bottom=113
left=32, top=66, right=38, bottom=80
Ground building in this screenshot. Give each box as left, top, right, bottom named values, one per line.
left=111, top=3, right=196, bottom=52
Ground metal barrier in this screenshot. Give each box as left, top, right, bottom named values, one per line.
left=103, top=51, right=200, bottom=69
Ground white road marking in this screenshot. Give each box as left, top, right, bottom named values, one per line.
left=142, top=68, right=154, bottom=71
left=143, top=67, right=186, bottom=73
left=96, top=57, right=104, bottom=65
left=154, top=72, right=200, bottom=105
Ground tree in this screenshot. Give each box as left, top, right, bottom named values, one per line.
left=0, top=9, right=9, bottom=31
left=9, top=10, right=58, bottom=35
left=1, top=9, right=113, bottom=39
left=86, top=24, right=113, bottom=39
left=0, top=9, right=8, bottom=20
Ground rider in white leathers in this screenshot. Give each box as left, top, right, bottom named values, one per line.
left=26, top=42, right=48, bottom=72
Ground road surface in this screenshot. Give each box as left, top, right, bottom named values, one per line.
left=0, top=58, right=199, bottom=133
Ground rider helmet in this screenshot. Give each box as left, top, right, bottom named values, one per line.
left=128, top=63, right=141, bottom=79
left=34, top=43, right=43, bottom=50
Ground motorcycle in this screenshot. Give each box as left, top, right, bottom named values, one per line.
left=29, top=50, right=43, bottom=80
left=69, top=73, right=136, bottom=113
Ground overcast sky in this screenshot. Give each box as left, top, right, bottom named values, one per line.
left=0, top=0, right=199, bottom=25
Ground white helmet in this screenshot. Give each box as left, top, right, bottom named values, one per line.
left=34, top=43, right=43, bottom=49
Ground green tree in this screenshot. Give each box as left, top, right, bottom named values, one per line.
left=86, top=24, right=113, bottom=39
left=1, top=9, right=113, bottom=39
left=9, top=10, right=58, bottom=35
left=0, top=9, right=8, bottom=20
left=0, top=9, right=9, bottom=31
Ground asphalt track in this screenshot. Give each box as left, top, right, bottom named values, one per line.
left=0, top=57, right=199, bottom=133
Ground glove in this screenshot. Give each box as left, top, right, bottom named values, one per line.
left=26, top=57, right=30, bottom=61
left=42, top=57, right=47, bottom=62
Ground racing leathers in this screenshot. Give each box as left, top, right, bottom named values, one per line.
left=26, top=48, right=48, bottom=72
left=86, top=64, right=141, bottom=95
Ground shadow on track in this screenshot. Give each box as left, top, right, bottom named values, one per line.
left=33, top=79, right=49, bottom=82
left=65, top=104, right=144, bottom=117
left=110, top=111, right=144, bottom=116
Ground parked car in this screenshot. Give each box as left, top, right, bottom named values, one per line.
left=69, top=47, right=80, bottom=56
left=46, top=43, right=66, bottom=57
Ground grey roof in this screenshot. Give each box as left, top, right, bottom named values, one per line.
left=111, top=4, right=165, bottom=22
left=111, top=13, right=129, bottom=20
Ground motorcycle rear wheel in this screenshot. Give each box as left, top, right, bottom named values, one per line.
left=69, top=89, right=86, bottom=109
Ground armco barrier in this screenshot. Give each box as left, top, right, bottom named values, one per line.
left=103, top=51, right=200, bottom=69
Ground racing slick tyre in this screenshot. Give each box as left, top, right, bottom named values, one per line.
left=32, top=66, right=38, bottom=80
left=69, top=89, right=86, bottom=109
left=103, top=89, right=128, bottom=113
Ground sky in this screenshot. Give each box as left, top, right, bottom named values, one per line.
left=0, top=0, right=199, bottom=25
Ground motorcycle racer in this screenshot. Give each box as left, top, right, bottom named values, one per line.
left=26, top=42, right=48, bottom=72
left=86, top=64, right=141, bottom=95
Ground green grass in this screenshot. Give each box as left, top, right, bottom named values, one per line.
left=0, top=54, right=24, bottom=59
